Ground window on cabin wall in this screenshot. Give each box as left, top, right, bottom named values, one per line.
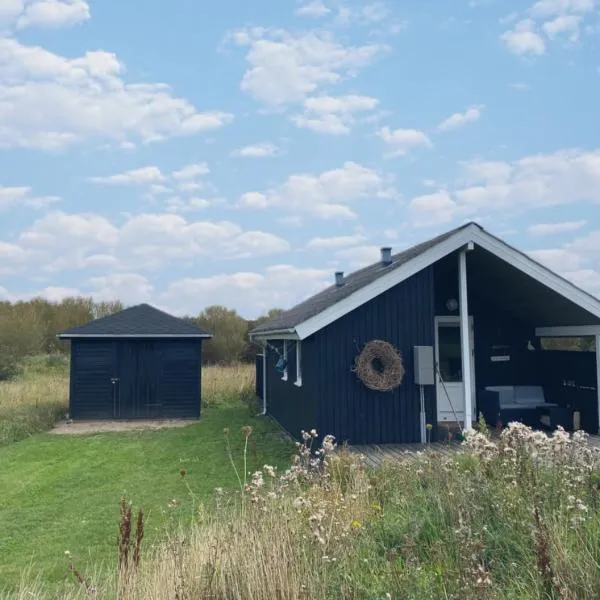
left=295, top=340, right=302, bottom=387
left=281, top=341, right=288, bottom=381
left=540, top=337, right=596, bottom=352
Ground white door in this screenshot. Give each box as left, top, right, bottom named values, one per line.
left=435, top=317, right=475, bottom=425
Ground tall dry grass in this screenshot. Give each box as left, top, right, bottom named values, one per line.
left=0, top=355, right=69, bottom=445
left=0, top=358, right=255, bottom=446
left=8, top=423, right=600, bottom=600
left=202, top=362, right=255, bottom=406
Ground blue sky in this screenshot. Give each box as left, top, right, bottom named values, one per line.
left=1, top=0, right=599, bottom=318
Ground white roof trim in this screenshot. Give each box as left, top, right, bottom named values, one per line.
left=289, top=223, right=600, bottom=340
left=57, top=333, right=212, bottom=339
left=249, top=331, right=300, bottom=341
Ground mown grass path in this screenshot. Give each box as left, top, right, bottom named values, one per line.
left=0, top=402, right=292, bottom=590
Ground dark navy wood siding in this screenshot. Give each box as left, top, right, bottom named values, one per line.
left=70, top=340, right=117, bottom=419
left=539, top=349, right=598, bottom=434
left=265, top=341, right=318, bottom=439
left=69, top=339, right=202, bottom=419
left=265, top=268, right=435, bottom=444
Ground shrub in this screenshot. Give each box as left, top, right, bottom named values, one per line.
left=0, top=347, right=21, bottom=381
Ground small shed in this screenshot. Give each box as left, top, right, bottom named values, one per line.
left=57, top=303, right=212, bottom=420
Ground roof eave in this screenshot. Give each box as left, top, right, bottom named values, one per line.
left=249, top=328, right=299, bottom=340
left=56, top=333, right=213, bottom=340
left=287, top=222, right=600, bottom=341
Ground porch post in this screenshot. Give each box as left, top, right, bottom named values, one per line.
left=459, top=249, right=473, bottom=430
left=596, top=335, right=600, bottom=434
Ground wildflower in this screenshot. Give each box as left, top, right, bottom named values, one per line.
left=293, top=496, right=307, bottom=509
left=214, top=487, right=223, bottom=495
left=168, top=498, right=178, bottom=508
left=64, top=550, right=71, bottom=558
left=263, top=464, right=276, bottom=478
left=241, top=425, right=253, bottom=438
left=310, top=429, right=318, bottom=438
left=351, top=520, right=362, bottom=528
left=223, top=428, right=230, bottom=436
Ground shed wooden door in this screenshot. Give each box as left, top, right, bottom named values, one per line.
left=117, top=341, right=161, bottom=418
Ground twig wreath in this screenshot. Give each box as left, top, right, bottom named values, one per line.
left=353, top=339, right=404, bottom=392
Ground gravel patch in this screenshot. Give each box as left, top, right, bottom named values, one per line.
left=51, top=419, right=198, bottom=434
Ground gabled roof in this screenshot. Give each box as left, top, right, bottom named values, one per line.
left=250, top=221, right=600, bottom=341
left=57, top=303, right=212, bottom=339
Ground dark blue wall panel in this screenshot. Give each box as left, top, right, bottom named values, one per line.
left=265, top=341, right=318, bottom=439
left=265, top=268, right=435, bottom=444
left=69, top=339, right=202, bottom=419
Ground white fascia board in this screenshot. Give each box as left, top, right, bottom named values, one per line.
left=292, top=223, right=600, bottom=341
left=535, top=326, right=600, bottom=337
left=249, top=331, right=300, bottom=341
left=294, top=225, right=478, bottom=340
left=470, top=229, right=600, bottom=321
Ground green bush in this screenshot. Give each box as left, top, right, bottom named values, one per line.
left=0, top=348, right=21, bottom=381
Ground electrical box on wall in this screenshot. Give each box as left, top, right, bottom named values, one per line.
left=414, top=345, right=434, bottom=386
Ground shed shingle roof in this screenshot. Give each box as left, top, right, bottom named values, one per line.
left=251, top=222, right=476, bottom=336
left=57, top=303, right=212, bottom=338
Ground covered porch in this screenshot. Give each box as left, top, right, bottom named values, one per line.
left=430, top=243, right=600, bottom=440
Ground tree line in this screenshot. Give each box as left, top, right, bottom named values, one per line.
left=0, top=298, right=282, bottom=379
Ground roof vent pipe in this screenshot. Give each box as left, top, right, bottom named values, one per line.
left=334, top=271, right=345, bottom=287
left=381, top=247, right=392, bottom=266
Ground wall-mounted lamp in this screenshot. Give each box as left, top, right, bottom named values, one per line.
left=446, top=298, right=459, bottom=311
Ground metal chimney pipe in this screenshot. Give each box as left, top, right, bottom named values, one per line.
left=381, top=247, right=392, bottom=266
left=334, top=271, right=345, bottom=287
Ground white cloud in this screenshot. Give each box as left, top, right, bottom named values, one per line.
left=85, top=273, right=154, bottom=304
left=0, top=0, right=24, bottom=25
left=171, top=163, right=210, bottom=180
left=542, top=14, right=581, bottom=40
left=89, top=166, right=165, bottom=185
left=529, top=0, right=594, bottom=18
left=163, top=264, right=331, bottom=318
left=293, top=94, right=379, bottom=135
left=0, top=37, right=233, bottom=150
left=0, top=185, right=61, bottom=210
left=510, top=82, right=532, bottom=90
left=6, top=210, right=291, bottom=274
left=501, top=19, right=546, bottom=55
left=407, top=148, right=600, bottom=226
left=436, top=105, right=484, bottom=132
left=239, top=161, right=393, bottom=219
left=377, top=126, right=432, bottom=157
left=232, top=142, right=279, bottom=158
left=306, top=233, right=367, bottom=249
left=529, top=248, right=585, bottom=271
left=292, top=112, right=350, bottom=134
left=527, top=220, right=587, bottom=235
left=228, top=27, right=387, bottom=106
left=164, top=196, right=211, bottom=213
left=295, top=0, right=330, bottom=17
left=502, top=0, right=595, bottom=56
left=239, top=192, right=269, bottom=208
left=17, top=0, right=90, bottom=29
left=408, top=190, right=457, bottom=226
left=334, top=244, right=381, bottom=268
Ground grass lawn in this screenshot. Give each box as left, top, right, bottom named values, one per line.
left=0, top=398, right=293, bottom=590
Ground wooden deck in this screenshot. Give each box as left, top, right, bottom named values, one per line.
left=351, top=434, right=600, bottom=468
left=350, top=442, right=461, bottom=468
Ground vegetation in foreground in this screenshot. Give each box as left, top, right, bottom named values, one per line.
left=4, top=422, right=600, bottom=599
left=0, top=363, right=293, bottom=590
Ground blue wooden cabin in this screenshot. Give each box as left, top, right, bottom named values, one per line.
left=250, top=222, right=600, bottom=444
